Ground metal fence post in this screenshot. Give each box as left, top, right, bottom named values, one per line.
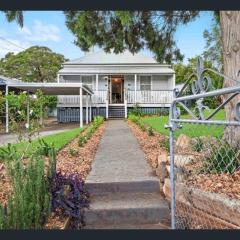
left=169, top=123, right=176, bottom=229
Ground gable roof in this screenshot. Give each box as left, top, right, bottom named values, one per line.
left=65, top=50, right=159, bottom=65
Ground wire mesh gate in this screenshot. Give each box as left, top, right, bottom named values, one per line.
left=166, top=58, right=240, bottom=229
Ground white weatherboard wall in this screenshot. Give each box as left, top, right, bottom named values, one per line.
left=124, top=75, right=135, bottom=90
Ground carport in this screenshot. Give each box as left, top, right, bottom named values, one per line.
left=3, top=81, right=93, bottom=133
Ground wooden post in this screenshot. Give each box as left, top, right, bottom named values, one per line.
left=96, top=74, right=99, bottom=92
left=5, top=85, right=9, bottom=133
left=90, top=95, right=92, bottom=122
left=79, top=87, right=83, bottom=128
left=86, top=93, right=89, bottom=124
left=106, top=99, right=108, bottom=119
left=134, top=74, right=137, bottom=103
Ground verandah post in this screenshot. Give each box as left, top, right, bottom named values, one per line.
left=79, top=87, right=83, bottom=128
left=86, top=93, right=89, bottom=124
left=134, top=74, right=137, bottom=103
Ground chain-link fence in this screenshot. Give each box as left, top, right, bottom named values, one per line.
left=167, top=58, right=240, bottom=229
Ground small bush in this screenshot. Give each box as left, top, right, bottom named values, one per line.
left=147, top=127, right=154, bottom=136
left=130, top=104, right=142, bottom=117
left=0, top=144, right=18, bottom=162
left=69, top=148, right=78, bottom=157
left=192, top=137, right=204, bottom=152
left=159, top=138, right=170, bottom=152
left=0, top=147, right=56, bottom=229
left=37, top=138, right=55, bottom=157
left=50, top=171, right=89, bottom=229
left=78, top=136, right=87, bottom=147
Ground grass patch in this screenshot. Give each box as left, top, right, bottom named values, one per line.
left=142, top=109, right=225, bottom=138
left=2, top=127, right=85, bottom=157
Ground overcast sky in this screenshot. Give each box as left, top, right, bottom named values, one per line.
left=0, top=11, right=214, bottom=64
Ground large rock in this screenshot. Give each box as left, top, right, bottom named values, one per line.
left=157, top=153, right=169, bottom=166
left=174, top=155, right=194, bottom=167
left=167, top=154, right=193, bottom=167
left=156, top=161, right=168, bottom=183
left=175, top=134, right=192, bottom=151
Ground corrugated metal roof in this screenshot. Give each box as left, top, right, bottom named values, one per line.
left=0, top=75, right=22, bottom=85
left=65, top=50, right=159, bottom=65
left=58, top=65, right=175, bottom=74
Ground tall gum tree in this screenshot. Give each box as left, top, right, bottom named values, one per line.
left=220, top=11, right=240, bottom=146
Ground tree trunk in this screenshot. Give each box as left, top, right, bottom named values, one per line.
left=220, top=11, right=240, bottom=147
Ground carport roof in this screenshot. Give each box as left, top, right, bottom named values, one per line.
left=6, top=82, right=93, bottom=95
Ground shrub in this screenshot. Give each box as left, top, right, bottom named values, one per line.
left=192, top=137, right=204, bottom=152
left=37, top=138, right=55, bottom=157
left=147, top=126, right=154, bottom=136
left=50, top=171, right=89, bottom=229
left=0, top=144, right=18, bottom=163
left=0, top=147, right=56, bottom=229
left=159, top=138, right=170, bottom=152
left=93, top=116, right=104, bottom=126
left=199, top=142, right=240, bottom=174
left=130, top=103, right=142, bottom=117
left=78, top=136, right=87, bottom=147
left=69, top=148, right=78, bottom=157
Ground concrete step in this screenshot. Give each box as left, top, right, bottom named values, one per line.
left=85, top=192, right=170, bottom=225
left=84, top=221, right=170, bottom=229
left=86, top=180, right=160, bottom=196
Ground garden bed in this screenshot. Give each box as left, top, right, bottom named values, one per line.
left=44, top=121, right=106, bottom=229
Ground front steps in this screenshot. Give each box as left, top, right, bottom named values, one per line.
left=84, top=120, right=170, bottom=229
left=108, top=105, right=125, bottom=119
left=84, top=190, right=170, bottom=228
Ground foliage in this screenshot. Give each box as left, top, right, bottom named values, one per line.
left=36, top=138, right=55, bottom=157
left=50, top=171, right=89, bottom=229
left=78, top=136, right=87, bottom=147
left=64, top=11, right=199, bottom=63
left=129, top=104, right=143, bottom=117
left=203, top=13, right=222, bottom=71
left=199, top=142, right=240, bottom=174
left=192, top=137, right=204, bottom=152
left=147, top=126, right=154, bottom=136
left=174, top=56, right=223, bottom=88
left=0, top=145, right=56, bottom=229
left=128, top=113, right=147, bottom=132
left=2, top=11, right=23, bottom=27
left=158, top=138, right=170, bottom=152
left=0, top=46, right=66, bottom=83
left=78, top=116, right=104, bottom=146
left=0, top=143, right=18, bottom=163
left=69, top=148, right=78, bottom=157
left=4, top=90, right=47, bottom=142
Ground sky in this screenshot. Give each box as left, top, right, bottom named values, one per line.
left=0, top=11, right=214, bottom=64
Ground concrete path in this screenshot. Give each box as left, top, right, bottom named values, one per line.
left=85, top=120, right=170, bottom=229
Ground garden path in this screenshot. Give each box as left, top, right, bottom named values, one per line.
left=85, top=120, right=170, bottom=229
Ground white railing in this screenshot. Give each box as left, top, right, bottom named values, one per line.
left=58, top=90, right=173, bottom=106
left=125, top=90, right=173, bottom=104
left=58, top=90, right=108, bottom=105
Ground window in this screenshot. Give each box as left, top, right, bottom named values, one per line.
left=81, top=75, right=93, bottom=90
left=140, top=75, right=151, bottom=91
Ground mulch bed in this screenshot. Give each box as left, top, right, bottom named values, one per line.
left=128, top=119, right=240, bottom=200
left=45, top=122, right=106, bottom=229
left=0, top=163, right=12, bottom=205
left=127, top=120, right=167, bottom=169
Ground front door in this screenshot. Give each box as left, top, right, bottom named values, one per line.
left=111, top=75, right=124, bottom=104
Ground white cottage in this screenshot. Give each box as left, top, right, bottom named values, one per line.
left=57, top=50, right=175, bottom=122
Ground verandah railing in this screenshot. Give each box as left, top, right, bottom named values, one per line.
left=125, top=90, right=173, bottom=104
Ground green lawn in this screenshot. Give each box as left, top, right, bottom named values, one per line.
left=4, top=127, right=85, bottom=156
left=142, top=109, right=225, bottom=138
